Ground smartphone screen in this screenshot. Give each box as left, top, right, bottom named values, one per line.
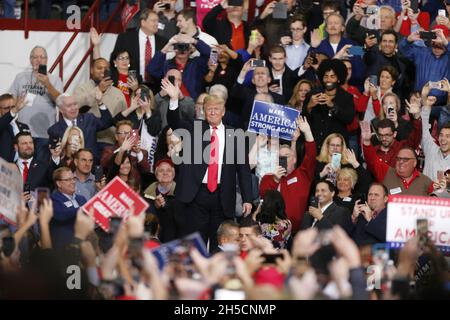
left=270, top=79, right=281, bottom=87
left=331, top=153, right=341, bottom=170
left=128, top=70, right=137, bottom=80
left=94, top=165, right=104, bottom=182
left=310, top=196, right=319, bottom=208
left=251, top=59, right=266, bottom=68
left=410, top=0, right=419, bottom=13
left=38, top=64, right=47, bottom=75
left=369, top=75, right=378, bottom=86
left=279, top=156, right=288, bottom=171
left=348, top=46, right=364, bottom=56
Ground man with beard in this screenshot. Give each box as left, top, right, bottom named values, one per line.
left=303, top=58, right=355, bottom=150
left=371, top=117, right=422, bottom=168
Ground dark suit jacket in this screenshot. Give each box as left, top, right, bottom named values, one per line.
left=50, top=191, right=87, bottom=251
left=17, top=157, right=52, bottom=191
left=112, top=29, right=166, bottom=77
left=0, top=112, right=29, bottom=162
left=47, top=109, right=113, bottom=159
left=351, top=208, right=387, bottom=246
left=167, top=107, right=254, bottom=218
left=301, top=202, right=353, bottom=235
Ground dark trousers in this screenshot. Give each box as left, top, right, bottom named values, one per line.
left=178, top=184, right=225, bottom=253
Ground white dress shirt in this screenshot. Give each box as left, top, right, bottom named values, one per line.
left=63, top=117, right=77, bottom=127
left=139, top=29, right=156, bottom=79
left=17, top=157, right=33, bottom=177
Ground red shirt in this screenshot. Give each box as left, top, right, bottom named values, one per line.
left=117, top=73, right=131, bottom=107
left=230, top=21, right=245, bottom=51
left=259, top=141, right=316, bottom=232
left=344, top=85, right=365, bottom=133
left=397, top=11, right=430, bottom=37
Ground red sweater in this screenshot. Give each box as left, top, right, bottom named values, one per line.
left=259, top=141, right=316, bottom=232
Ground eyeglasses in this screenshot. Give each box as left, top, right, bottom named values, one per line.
left=117, top=131, right=131, bottom=136
left=396, top=157, right=415, bottom=163
left=117, top=56, right=130, bottom=61
left=58, top=177, right=76, bottom=182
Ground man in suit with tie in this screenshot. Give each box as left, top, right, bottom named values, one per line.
left=47, top=93, right=113, bottom=161
left=50, top=167, right=87, bottom=251
left=301, top=179, right=352, bottom=234
left=113, top=8, right=166, bottom=91
left=0, top=93, right=30, bottom=162
left=14, top=132, right=52, bottom=194
left=166, top=79, right=254, bottom=251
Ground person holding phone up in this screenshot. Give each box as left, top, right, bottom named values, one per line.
left=260, top=116, right=317, bottom=233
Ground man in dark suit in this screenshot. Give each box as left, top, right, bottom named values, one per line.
left=0, top=93, right=30, bottom=162
left=166, top=80, right=254, bottom=251
left=351, top=183, right=388, bottom=246
left=301, top=179, right=352, bottom=234
left=47, top=93, right=113, bottom=161
left=50, top=167, right=87, bottom=251
left=113, top=8, right=166, bottom=89
left=14, top=132, right=52, bottom=193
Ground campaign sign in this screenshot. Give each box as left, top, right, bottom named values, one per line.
left=151, top=232, right=209, bottom=270
left=387, top=195, right=450, bottom=252
left=82, top=176, right=148, bottom=232
left=196, top=0, right=221, bottom=31
left=248, top=100, right=300, bottom=141
left=0, top=158, right=22, bottom=225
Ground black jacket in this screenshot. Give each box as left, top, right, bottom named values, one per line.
left=0, top=112, right=29, bottom=162
left=351, top=208, right=387, bottom=246
left=268, top=64, right=300, bottom=102
left=167, top=107, right=254, bottom=218
left=300, top=202, right=353, bottom=235
left=202, top=4, right=250, bottom=49
left=303, top=86, right=355, bottom=150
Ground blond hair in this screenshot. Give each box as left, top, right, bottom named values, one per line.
left=61, top=126, right=85, bottom=155
left=379, top=92, right=401, bottom=120
left=336, top=167, right=358, bottom=189
left=316, top=133, right=349, bottom=164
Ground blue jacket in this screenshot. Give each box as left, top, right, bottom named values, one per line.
left=50, top=191, right=87, bottom=251
left=47, top=109, right=113, bottom=160
left=399, top=38, right=450, bottom=103
left=147, top=40, right=211, bottom=100
left=351, top=208, right=387, bottom=246
left=314, top=38, right=366, bottom=90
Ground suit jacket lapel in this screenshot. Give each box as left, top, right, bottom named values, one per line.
left=322, top=203, right=335, bottom=221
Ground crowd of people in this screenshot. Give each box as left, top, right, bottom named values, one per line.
left=0, top=0, right=450, bottom=300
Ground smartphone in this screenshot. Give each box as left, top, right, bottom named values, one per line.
left=410, top=0, right=419, bottom=13
left=438, top=9, right=446, bottom=17
left=429, top=81, right=442, bottom=90
left=372, top=243, right=390, bottom=266
left=94, top=165, right=104, bottom=182
left=310, top=52, right=319, bottom=65
left=162, top=3, right=171, bottom=9
left=70, top=135, right=80, bottom=145
left=279, top=155, right=288, bottom=171
left=331, top=153, right=342, bottom=170
left=261, top=253, right=284, bottom=264
left=173, top=43, right=190, bottom=52
left=437, top=170, right=444, bottom=181
left=49, top=137, right=60, bottom=149
left=38, top=64, right=47, bottom=75
left=228, top=0, right=243, bottom=6
left=131, top=129, right=139, bottom=140
left=128, top=237, right=144, bottom=270
left=315, top=230, right=332, bottom=246
left=272, top=2, right=288, bottom=19
left=140, top=87, right=149, bottom=101
left=210, top=49, right=218, bottom=65
left=358, top=193, right=366, bottom=204
left=366, top=6, right=379, bottom=15
left=23, top=183, right=31, bottom=193
left=36, top=187, right=50, bottom=210
left=251, top=59, right=266, bottom=68
left=109, top=217, right=122, bottom=235
left=168, top=75, right=176, bottom=85
left=348, top=45, right=365, bottom=56
left=419, top=31, right=437, bottom=40
left=369, top=75, right=378, bottom=86
left=310, top=196, right=319, bottom=208
left=270, top=79, right=281, bottom=87
left=387, top=104, right=395, bottom=114
left=103, top=69, right=111, bottom=79
left=416, top=218, right=428, bottom=246
left=1, top=236, right=15, bottom=257
left=128, top=70, right=137, bottom=80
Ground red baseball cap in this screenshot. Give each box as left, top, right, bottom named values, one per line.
left=155, top=158, right=174, bottom=168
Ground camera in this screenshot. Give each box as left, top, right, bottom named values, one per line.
left=173, top=43, right=190, bottom=52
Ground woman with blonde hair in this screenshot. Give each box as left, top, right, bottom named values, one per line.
left=288, top=79, right=313, bottom=111
left=51, top=126, right=85, bottom=170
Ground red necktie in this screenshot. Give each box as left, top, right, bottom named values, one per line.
left=23, top=161, right=29, bottom=184
left=145, top=36, right=152, bottom=82
left=207, top=127, right=219, bottom=192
